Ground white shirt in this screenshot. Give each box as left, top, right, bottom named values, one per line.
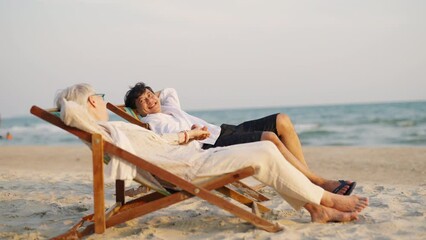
left=141, top=88, right=221, bottom=147
left=104, top=121, right=209, bottom=181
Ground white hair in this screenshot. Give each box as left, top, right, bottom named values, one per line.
left=54, top=83, right=95, bottom=109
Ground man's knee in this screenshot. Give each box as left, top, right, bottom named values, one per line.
left=276, top=113, right=294, bottom=131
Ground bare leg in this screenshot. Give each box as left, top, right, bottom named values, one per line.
left=320, top=192, right=369, bottom=213
left=275, top=113, right=308, bottom=167
left=261, top=131, right=350, bottom=194
left=304, top=203, right=359, bottom=223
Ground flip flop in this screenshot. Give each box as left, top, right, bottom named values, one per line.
left=332, top=180, right=357, bottom=196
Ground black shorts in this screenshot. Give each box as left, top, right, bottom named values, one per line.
left=202, top=113, right=279, bottom=149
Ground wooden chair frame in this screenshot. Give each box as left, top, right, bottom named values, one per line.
left=30, top=105, right=282, bottom=239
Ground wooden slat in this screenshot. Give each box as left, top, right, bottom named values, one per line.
left=231, top=180, right=270, bottom=202
left=106, top=103, right=149, bottom=129
left=105, top=202, right=122, bottom=220
left=92, top=134, right=106, bottom=234
left=252, top=202, right=261, bottom=217
left=216, top=187, right=270, bottom=213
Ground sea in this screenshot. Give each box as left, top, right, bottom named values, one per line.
left=0, top=101, right=425, bottom=146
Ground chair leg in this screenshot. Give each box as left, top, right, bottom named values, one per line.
left=92, top=134, right=106, bottom=234
left=116, top=180, right=125, bottom=205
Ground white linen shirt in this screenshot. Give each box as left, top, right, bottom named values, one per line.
left=104, top=121, right=210, bottom=182
left=141, top=88, right=221, bottom=147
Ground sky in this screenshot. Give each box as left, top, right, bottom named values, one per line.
left=1, top=0, right=425, bottom=118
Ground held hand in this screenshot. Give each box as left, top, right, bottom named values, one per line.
left=189, top=126, right=210, bottom=140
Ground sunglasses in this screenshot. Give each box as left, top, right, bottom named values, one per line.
left=92, top=93, right=105, bottom=100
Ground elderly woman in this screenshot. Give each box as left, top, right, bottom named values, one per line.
left=55, top=83, right=368, bottom=223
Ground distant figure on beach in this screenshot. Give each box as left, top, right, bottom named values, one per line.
left=6, top=132, right=12, bottom=140
left=0, top=114, right=2, bottom=140
left=56, top=83, right=368, bottom=223
left=124, top=82, right=356, bottom=196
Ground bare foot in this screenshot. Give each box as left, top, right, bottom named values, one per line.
left=321, top=192, right=369, bottom=212
left=305, top=204, right=359, bottom=223
left=321, top=180, right=352, bottom=195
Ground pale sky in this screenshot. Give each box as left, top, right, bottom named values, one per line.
left=1, top=0, right=425, bottom=118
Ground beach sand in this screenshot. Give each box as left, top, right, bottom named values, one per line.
left=1, top=146, right=425, bottom=239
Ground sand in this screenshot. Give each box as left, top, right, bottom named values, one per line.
left=0, top=146, right=425, bottom=239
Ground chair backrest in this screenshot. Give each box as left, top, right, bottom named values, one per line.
left=107, top=103, right=150, bottom=129
left=122, top=106, right=139, bottom=119
left=30, top=105, right=170, bottom=195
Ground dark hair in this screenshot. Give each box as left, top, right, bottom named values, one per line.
left=124, top=82, right=154, bottom=109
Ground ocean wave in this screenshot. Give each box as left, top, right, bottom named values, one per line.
left=0, top=122, right=77, bottom=145
left=2, top=101, right=425, bottom=146
left=387, top=138, right=426, bottom=146
left=294, top=123, right=321, bottom=133
left=3, top=123, right=66, bottom=134
left=299, top=129, right=338, bottom=138
left=362, top=117, right=425, bottom=128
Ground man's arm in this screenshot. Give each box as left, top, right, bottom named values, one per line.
left=158, top=88, right=181, bottom=109
left=161, top=127, right=210, bottom=145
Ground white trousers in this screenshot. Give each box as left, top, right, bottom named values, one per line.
left=192, top=141, right=324, bottom=210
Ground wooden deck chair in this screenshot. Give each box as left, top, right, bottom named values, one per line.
left=30, top=105, right=282, bottom=239
left=106, top=103, right=270, bottom=202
